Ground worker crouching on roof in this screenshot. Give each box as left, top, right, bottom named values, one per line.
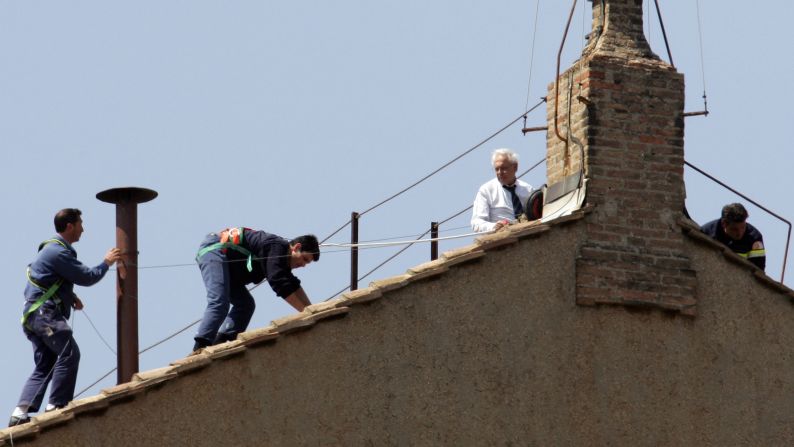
left=9, top=209, right=121, bottom=427
left=192, top=228, right=320, bottom=352
left=701, top=203, right=766, bottom=271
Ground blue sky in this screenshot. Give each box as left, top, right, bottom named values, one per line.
left=1, top=1, right=792, bottom=416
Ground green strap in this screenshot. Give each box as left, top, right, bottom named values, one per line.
left=196, top=241, right=254, bottom=272
left=39, top=238, right=67, bottom=252
left=22, top=268, right=64, bottom=326
left=21, top=238, right=69, bottom=327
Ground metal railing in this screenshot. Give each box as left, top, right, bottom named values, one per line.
left=345, top=157, right=546, bottom=292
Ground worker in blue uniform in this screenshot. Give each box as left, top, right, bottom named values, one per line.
left=192, top=228, right=320, bottom=352
left=701, top=203, right=766, bottom=271
left=9, top=208, right=121, bottom=427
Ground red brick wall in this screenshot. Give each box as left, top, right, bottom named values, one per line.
left=547, top=0, right=697, bottom=314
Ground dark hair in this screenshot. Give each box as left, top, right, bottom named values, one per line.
left=290, top=234, right=320, bottom=261
left=54, top=208, right=82, bottom=233
left=721, top=203, right=748, bottom=224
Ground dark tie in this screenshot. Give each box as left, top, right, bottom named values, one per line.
left=503, top=184, right=523, bottom=218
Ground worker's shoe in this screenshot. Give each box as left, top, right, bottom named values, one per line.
left=44, top=404, right=63, bottom=413
left=8, top=414, right=30, bottom=427
left=191, top=338, right=211, bottom=355
left=212, top=332, right=237, bottom=345
left=188, top=347, right=206, bottom=357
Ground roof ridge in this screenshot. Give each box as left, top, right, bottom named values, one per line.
left=677, top=217, right=794, bottom=300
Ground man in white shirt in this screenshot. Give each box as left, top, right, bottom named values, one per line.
left=471, top=148, right=533, bottom=232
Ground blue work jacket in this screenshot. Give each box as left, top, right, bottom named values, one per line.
left=23, top=235, right=110, bottom=319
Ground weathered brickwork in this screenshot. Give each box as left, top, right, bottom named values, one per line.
left=546, top=0, right=697, bottom=314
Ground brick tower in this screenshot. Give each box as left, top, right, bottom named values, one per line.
left=547, top=0, right=696, bottom=314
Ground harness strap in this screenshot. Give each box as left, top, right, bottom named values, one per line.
left=21, top=239, right=68, bottom=327
left=196, top=228, right=254, bottom=272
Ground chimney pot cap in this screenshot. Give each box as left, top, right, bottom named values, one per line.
left=96, top=187, right=158, bottom=204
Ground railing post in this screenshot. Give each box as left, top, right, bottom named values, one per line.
left=430, top=221, right=439, bottom=260
left=350, top=211, right=359, bottom=291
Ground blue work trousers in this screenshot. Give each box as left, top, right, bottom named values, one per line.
left=17, top=304, right=80, bottom=411
left=194, top=234, right=256, bottom=347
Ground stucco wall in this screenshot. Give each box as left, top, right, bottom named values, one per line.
left=12, top=220, right=794, bottom=446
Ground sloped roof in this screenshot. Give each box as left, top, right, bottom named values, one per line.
left=2, top=207, right=792, bottom=445
left=677, top=216, right=794, bottom=299
left=0, top=210, right=584, bottom=445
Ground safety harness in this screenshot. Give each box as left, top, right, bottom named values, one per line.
left=196, top=227, right=255, bottom=272
left=21, top=239, right=67, bottom=328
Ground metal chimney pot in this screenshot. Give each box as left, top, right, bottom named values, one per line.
left=96, top=187, right=158, bottom=384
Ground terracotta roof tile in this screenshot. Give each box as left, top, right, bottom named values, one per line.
left=67, top=394, right=110, bottom=415
left=306, top=307, right=350, bottom=322
left=475, top=234, right=519, bottom=251
left=407, top=259, right=447, bottom=274
left=0, top=420, right=39, bottom=444
left=339, top=288, right=383, bottom=305
left=132, top=366, right=179, bottom=386
left=440, top=248, right=485, bottom=266
left=237, top=325, right=279, bottom=347
left=170, top=353, right=213, bottom=374
left=30, top=408, right=73, bottom=431
left=369, top=275, right=411, bottom=293
left=101, top=380, right=148, bottom=403
left=204, top=340, right=247, bottom=360
left=509, top=222, right=551, bottom=239
left=305, top=300, right=344, bottom=314
left=405, top=264, right=449, bottom=282
left=271, top=313, right=317, bottom=335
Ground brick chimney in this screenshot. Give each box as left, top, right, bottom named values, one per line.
left=546, top=0, right=696, bottom=314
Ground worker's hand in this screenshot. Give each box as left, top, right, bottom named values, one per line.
left=494, top=219, right=510, bottom=231
left=73, top=296, right=84, bottom=310
left=104, top=248, right=122, bottom=266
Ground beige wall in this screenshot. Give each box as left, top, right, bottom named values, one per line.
left=13, top=220, right=794, bottom=446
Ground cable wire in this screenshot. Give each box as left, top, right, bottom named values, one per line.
left=79, top=309, right=117, bottom=355
left=694, top=0, right=708, bottom=110
left=524, top=0, right=542, bottom=112
left=323, top=228, right=434, bottom=302
left=74, top=367, right=116, bottom=399
left=74, top=318, right=201, bottom=399
left=360, top=102, right=545, bottom=218
left=323, top=230, right=482, bottom=249
left=652, top=0, right=674, bottom=67
left=139, top=318, right=203, bottom=355
left=321, top=101, right=546, bottom=243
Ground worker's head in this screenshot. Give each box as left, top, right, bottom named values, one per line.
left=491, top=148, right=519, bottom=186
left=54, top=208, right=84, bottom=243
left=720, top=203, right=748, bottom=241
left=289, top=234, right=320, bottom=269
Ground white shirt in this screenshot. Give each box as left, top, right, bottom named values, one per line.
left=471, top=178, right=533, bottom=232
